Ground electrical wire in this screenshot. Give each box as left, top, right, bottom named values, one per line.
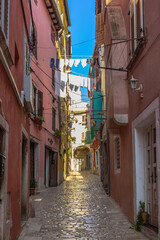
left=31, top=58, right=92, bottom=96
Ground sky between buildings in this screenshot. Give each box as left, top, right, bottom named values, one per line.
left=68, top=0, right=96, bottom=77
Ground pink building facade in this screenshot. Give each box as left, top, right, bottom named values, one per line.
left=0, top=0, right=31, bottom=239
left=0, top=0, right=66, bottom=239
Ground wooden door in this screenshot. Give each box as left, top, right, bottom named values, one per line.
left=146, top=123, right=158, bottom=227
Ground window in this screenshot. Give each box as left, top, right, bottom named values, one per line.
left=52, top=107, right=57, bottom=131
left=52, top=67, right=55, bottom=87
left=82, top=115, right=86, bottom=123
left=130, top=0, right=144, bottom=55
left=51, top=25, right=56, bottom=46
left=30, top=23, right=37, bottom=59
left=82, top=132, right=86, bottom=140
left=32, top=84, right=43, bottom=116
left=0, top=0, right=10, bottom=42
left=114, top=135, right=120, bottom=173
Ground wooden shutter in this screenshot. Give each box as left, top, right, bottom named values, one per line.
left=52, top=68, right=55, bottom=87
left=136, top=0, right=141, bottom=39
left=0, top=0, right=2, bottom=22
left=52, top=107, right=56, bottom=131
left=38, top=90, right=43, bottom=116
left=131, top=14, right=134, bottom=54
left=26, top=43, right=30, bottom=75
left=4, top=0, right=9, bottom=39
left=114, top=136, right=120, bottom=170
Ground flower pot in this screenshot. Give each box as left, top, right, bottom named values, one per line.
left=30, top=188, right=35, bottom=195
left=142, top=212, right=148, bottom=225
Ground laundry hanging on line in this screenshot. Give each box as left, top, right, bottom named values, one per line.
left=50, top=58, right=100, bottom=70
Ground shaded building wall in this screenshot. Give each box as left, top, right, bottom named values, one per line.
left=104, top=0, right=160, bottom=227
left=0, top=0, right=31, bottom=238
left=30, top=0, right=59, bottom=189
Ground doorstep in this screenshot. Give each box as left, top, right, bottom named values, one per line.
left=141, top=226, right=158, bottom=240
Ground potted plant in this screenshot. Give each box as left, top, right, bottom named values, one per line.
left=30, top=178, right=37, bottom=195
left=33, top=114, right=45, bottom=125
left=54, top=129, right=61, bottom=137
left=139, top=201, right=148, bottom=225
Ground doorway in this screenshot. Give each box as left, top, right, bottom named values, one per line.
left=45, top=148, right=57, bottom=187
left=146, top=123, right=158, bottom=227
left=21, top=134, right=28, bottom=221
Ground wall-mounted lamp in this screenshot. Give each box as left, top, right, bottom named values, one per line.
left=130, top=76, right=143, bottom=99
left=70, top=111, right=74, bottom=120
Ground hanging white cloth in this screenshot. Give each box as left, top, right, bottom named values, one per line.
left=81, top=59, right=87, bottom=68
left=69, top=59, right=75, bottom=68
left=59, top=59, right=65, bottom=71
left=74, top=59, right=80, bottom=67
left=59, top=72, right=67, bottom=98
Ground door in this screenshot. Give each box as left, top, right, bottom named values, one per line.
left=146, top=123, right=158, bottom=227
left=50, top=152, right=57, bottom=187
left=30, top=142, right=34, bottom=179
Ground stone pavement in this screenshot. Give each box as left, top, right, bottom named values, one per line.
left=19, top=171, right=149, bottom=240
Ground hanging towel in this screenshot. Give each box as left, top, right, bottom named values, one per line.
left=74, top=59, right=80, bottom=67
left=69, top=59, right=75, bottom=68
left=59, top=59, right=65, bottom=71
left=81, top=59, right=87, bottom=68
left=69, top=84, right=74, bottom=91
left=74, top=85, right=79, bottom=92
left=65, top=59, right=69, bottom=66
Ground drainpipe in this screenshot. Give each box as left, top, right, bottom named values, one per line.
left=107, top=130, right=110, bottom=195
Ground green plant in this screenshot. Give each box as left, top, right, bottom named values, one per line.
left=139, top=201, right=145, bottom=212
left=33, top=114, right=45, bottom=122
left=135, top=201, right=146, bottom=231
left=54, top=129, right=61, bottom=137
left=30, top=178, right=37, bottom=188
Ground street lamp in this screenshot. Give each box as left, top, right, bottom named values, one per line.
left=130, top=75, right=143, bottom=99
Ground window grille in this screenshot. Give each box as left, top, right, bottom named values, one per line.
left=114, top=135, right=120, bottom=172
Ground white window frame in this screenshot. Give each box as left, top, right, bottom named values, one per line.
left=0, top=0, right=10, bottom=44
left=114, top=135, right=121, bottom=174
left=130, top=0, right=144, bottom=54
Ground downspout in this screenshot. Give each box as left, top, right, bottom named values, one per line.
left=107, top=130, right=110, bottom=195
left=20, top=0, right=30, bottom=46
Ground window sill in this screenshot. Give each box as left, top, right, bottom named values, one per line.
left=0, top=28, right=14, bottom=67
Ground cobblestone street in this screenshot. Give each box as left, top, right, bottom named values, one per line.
left=19, top=172, right=148, bottom=240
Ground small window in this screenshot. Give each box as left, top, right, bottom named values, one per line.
left=130, top=0, right=144, bottom=55
left=51, top=25, right=56, bottom=46
left=114, top=135, right=120, bottom=173
left=52, top=67, right=55, bottom=87
left=31, top=23, right=37, bottom=59
left=32, top=84, right=43, bottom=117
left=52, top=107, right=57, bottom=131
left=0, top=0, right=10, bottom=43
left=82, top=115, right=86, bottom=123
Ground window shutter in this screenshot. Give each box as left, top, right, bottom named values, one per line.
left=136, top=0, right=141, bottom=39
left=52, top=68, right=55, bottom=87
left=131, top=14, right=134, bottom=54
left=4, top=0, right=9, bottom=39
left=52, top=108, right=56, bottom=131
left=38, top=90, right=43, bottom=116
left=26, top=43, right=30, bottom=75
left=0, top=0, right=2, bottom=22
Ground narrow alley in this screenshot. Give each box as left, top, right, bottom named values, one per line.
left=19, top=172, right=148, bottom=240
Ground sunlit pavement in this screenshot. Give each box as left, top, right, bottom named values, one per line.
left=18, top=171, right=148, bottom=240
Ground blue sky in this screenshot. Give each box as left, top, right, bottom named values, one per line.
left=68, top=0, right=95, bottom=76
